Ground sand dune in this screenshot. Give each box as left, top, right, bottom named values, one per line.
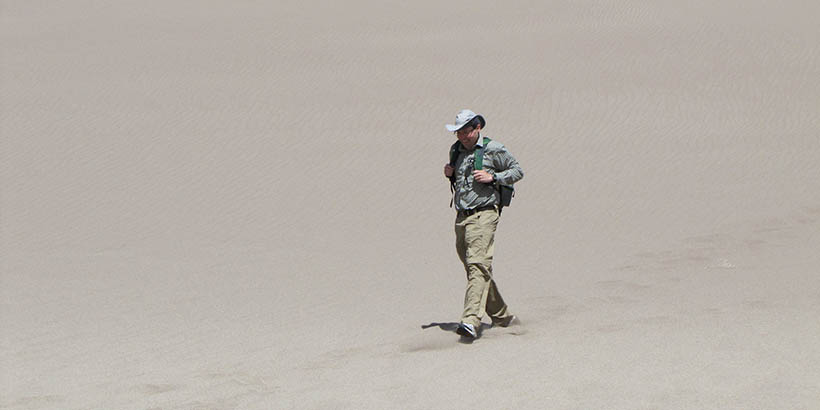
left=2, top=1, right=819, bottom=409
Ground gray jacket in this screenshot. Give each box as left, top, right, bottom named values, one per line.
left=451, top=137, right=524, bottom=212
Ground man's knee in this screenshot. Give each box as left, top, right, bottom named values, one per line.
left=465, top=262, right=492, bottom=280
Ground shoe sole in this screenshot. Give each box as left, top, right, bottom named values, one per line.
left=456, top=325, right=477, bottom=338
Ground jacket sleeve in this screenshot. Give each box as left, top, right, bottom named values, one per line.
left=492, top=143, right=524, bottom=185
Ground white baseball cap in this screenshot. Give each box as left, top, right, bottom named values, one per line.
left=445, top=109, right=486, bottom=132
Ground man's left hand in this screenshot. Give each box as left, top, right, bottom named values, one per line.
left=472, top=170, right=494, bottom=184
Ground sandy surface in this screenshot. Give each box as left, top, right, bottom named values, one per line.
left=2, top=1, right=819, bottom=409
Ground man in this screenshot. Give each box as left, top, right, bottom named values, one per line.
left=443, top=109, right=524, bottom=339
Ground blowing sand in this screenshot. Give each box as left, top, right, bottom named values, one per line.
left=2, top=1, right=819, bottom=409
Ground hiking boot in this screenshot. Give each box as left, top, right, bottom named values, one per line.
left=456, top=323, right=477, bottom=338
left=494, top=315, right=518, bottom=328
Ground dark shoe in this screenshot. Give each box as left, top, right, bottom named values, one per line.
left=456, top=323, right=477, bottom=338
left=495, top=315, right=518, bottom=328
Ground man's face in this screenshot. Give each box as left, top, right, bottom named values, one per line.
left=455, top=125, right=481, bottom=148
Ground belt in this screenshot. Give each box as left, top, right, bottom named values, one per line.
left=457, top=205, right=496, bottom=217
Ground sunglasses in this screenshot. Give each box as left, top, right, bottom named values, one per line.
left=454, top=127, right=475, bottom=136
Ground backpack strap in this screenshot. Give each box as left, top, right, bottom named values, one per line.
left=474, top=137, right=491, bottom=170
left=448, top=141, right=461, bottom=207
left=448, top=141, right=461, bottom=181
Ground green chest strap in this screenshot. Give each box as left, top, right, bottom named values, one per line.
left=473, top=137, right=491, bottom=170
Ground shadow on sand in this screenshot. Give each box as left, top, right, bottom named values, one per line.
left=421, top=322, right=492, bottom=344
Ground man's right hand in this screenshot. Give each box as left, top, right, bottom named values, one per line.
left=444, top=164, right=454, bottom=177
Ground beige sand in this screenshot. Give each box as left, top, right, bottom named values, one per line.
left=2, top=1, right=819, bottom=409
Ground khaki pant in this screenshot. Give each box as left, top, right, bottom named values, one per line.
left=455, top=207, right=513, bottom=329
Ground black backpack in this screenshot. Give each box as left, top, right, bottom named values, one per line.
left=449, top=137, right=515, bottom=214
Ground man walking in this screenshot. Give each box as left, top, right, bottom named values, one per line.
left=443, top=109, right=524, bottom=339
